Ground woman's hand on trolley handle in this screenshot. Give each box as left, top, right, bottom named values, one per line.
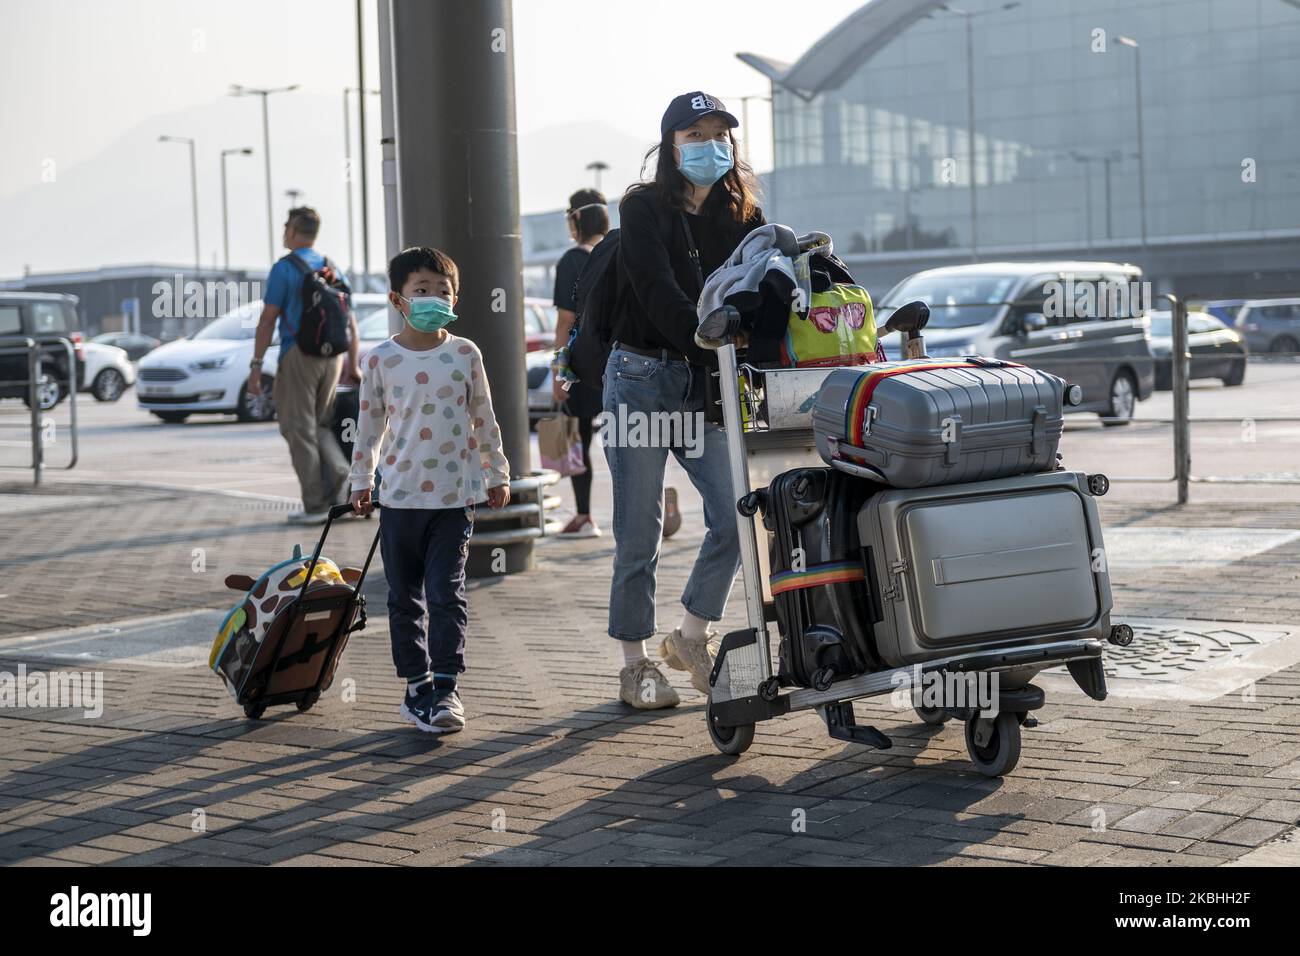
left=350, top=488, right=374, bottom=517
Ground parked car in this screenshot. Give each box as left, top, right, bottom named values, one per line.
left=0, top=292, right=86, bottom=410
left=524, top=297, right=557, bottom=353
left=526, top=347, right=557, bottom=426
left=136, top=294, right=387, bottom=424
left=877, top=261, right=1156, bottom=425
left=81, top=342, right=137, bottom=402
left=91, top=331, right=160, bottom=362
left=1148, top=310, right=1247, bottom=389
left=1195, top=299, right=1247, bottom=329
left=1233, top=298, right=1300, bottom=355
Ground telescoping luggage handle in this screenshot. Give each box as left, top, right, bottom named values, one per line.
left=294, top=503, right=383, bottom=607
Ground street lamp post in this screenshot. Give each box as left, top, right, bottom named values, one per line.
left=230, top=83, right=300, bottom=263
left=935, top=2, right=1020, bottom=262
left=220, top=147, right=253, bottom=271
left=343, top=87, right=382, bottom=286
left=159, top=135, right=201, bottom=276
left=1116, top=35, right=1148, bottom=249
left=585, top=161, right=609, bottom=191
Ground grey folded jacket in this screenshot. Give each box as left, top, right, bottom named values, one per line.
left=697, top=224, right=836, bottom=327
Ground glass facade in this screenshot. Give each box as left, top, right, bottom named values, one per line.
left=770, top=0, right=1300, bottom=256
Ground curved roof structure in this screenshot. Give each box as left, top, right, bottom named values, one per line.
left=738, top=0, right=947, bottom=98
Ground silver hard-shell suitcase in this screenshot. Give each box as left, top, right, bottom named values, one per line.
left=812, top=359, right=1067, bottom=488
left=857, top=469, right=1113, bottom=668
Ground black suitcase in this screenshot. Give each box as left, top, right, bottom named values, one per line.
left=761, top=468, right=883, bottom=689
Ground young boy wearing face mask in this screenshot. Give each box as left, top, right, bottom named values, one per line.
left=349, top=246, right=511, bottom=734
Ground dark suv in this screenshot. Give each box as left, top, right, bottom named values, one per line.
left=0, top=293, right=86, bottom=409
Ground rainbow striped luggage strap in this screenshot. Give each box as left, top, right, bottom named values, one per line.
left=843, top=360, right=1024, bottom=449
left=770, top=560, right=866, bottom=596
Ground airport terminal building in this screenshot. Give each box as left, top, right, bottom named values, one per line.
left=741, top=0, right=1300, bottom=300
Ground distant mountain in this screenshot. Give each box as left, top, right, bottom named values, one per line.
left=0, top=96, right=657, bottom=279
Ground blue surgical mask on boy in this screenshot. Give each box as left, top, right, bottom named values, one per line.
left=400, top=294, right=457, bottom=333
left=677, top=140, right=734, bottom=187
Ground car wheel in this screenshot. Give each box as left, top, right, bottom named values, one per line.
left=1269, top=335, right=1298, bottom=356
left=1101, top=370, right=1136, bottom=427
left=92, top=368, right=127, bottom=402
left=21, top=367, right=62, bottom=411
left=1222, top=359, right=1246, bottom=387
left=154, top=411, right=190, bottom=424
left=237, top=374, right=276, bottom=422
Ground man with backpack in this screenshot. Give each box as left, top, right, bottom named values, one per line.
left=248, top=206, right=358, bottom=525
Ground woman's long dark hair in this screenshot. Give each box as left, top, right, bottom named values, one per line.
left=631, top=128, right=761, bottom=224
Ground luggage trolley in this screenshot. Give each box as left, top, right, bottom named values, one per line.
left=698, top=305, right=1134, bottom=776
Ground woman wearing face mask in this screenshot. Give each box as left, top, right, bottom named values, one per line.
left=550, top=188, right=609, bottom=538
left=604, top=91, right=765, bottom=710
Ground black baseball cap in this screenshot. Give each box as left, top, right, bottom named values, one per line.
left=660, top=92, right=740, bottom=138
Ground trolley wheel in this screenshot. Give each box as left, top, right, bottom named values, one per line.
left=242, top=702, right=267, bottom=720
left=707, top=701, right=755, bottom=757
left=914, top=704, right=950, bottom=726
left=964, top=712, right=1022, bottom=777
left=296, top=693, right=320, bottom=713
left=811, top=667, right=835, bottom=692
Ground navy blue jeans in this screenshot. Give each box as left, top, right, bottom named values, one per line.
left=379, top=505, right=474, bottom=680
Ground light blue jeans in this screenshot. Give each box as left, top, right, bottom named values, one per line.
left=601, top=347, right=740, bottom=641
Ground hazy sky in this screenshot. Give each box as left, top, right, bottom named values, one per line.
left=0, top=0, right=866, bottom=276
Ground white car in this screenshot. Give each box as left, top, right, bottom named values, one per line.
left=136, top=295, right=388, bottom=424
left=81, top=342, right=136, bottom=402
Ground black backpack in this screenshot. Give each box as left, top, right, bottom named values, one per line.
left=567, top=230, right=624, bottom=385
left=567, top=198, right=682, bottom=386
left=284, top=254, right=352, bottom=357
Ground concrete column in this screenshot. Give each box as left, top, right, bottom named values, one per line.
left=386, top=0, right=535, bottom=575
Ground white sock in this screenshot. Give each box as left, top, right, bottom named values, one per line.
left=679, top=609, right=709, bottom=642
left=621, top=641, right=649, bottom=667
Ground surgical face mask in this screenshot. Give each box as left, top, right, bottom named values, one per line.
left=677, top=139, right=734, bottom=187
left=399, top=294, right=457, bottom=333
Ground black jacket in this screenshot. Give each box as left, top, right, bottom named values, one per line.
left=615, top=185, right=764, bottom=366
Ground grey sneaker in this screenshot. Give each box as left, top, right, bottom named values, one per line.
left=429, top=688, right=466, bottom=734
left=659, top=628, right=718, bottom=695
left=619, top=659, right=680, bottom=710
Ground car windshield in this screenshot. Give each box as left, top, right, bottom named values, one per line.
left=878, top=274, right=1018, bottom=329
left=357, top=307, right=392, bottom=340
left=193, top=302, right=262, bottom=340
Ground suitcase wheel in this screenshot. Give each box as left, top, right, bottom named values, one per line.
left=242, top=701, right=267, bottom=720
left=964, top=712, right=1021, bottom=777
left=707, top=702, right=755, bottom=757
left=913, top=704, right=950, bottom=726
left=296, top=692, right=320, bottom=713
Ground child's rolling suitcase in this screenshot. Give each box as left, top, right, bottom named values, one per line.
left=209, top=505, right=380, bottom=719
left=761, top=468, right=882, bottom=689
left=857, top=469, right=1113, bottom=668
left=812, top=358, right=1070, bottom=488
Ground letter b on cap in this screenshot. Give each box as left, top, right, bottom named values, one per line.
left=691, top=95, right=715, bottom=111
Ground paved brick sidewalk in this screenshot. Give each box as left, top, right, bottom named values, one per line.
left=1, top=482, right=1298, bottom=867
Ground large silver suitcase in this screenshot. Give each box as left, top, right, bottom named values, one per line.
left=857, top=470, right=1112, bottom=667
left=812, top=358, right=1066, bottom=488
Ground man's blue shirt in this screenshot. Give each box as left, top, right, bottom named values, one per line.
left=264, top=248, right=349, bottom=351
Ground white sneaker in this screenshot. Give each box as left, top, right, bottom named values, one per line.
left=660, top=628, right=719, bottom=695
left=287, top=510, right=329, bottom=525
left=619, top=659, right=680, bottom=710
